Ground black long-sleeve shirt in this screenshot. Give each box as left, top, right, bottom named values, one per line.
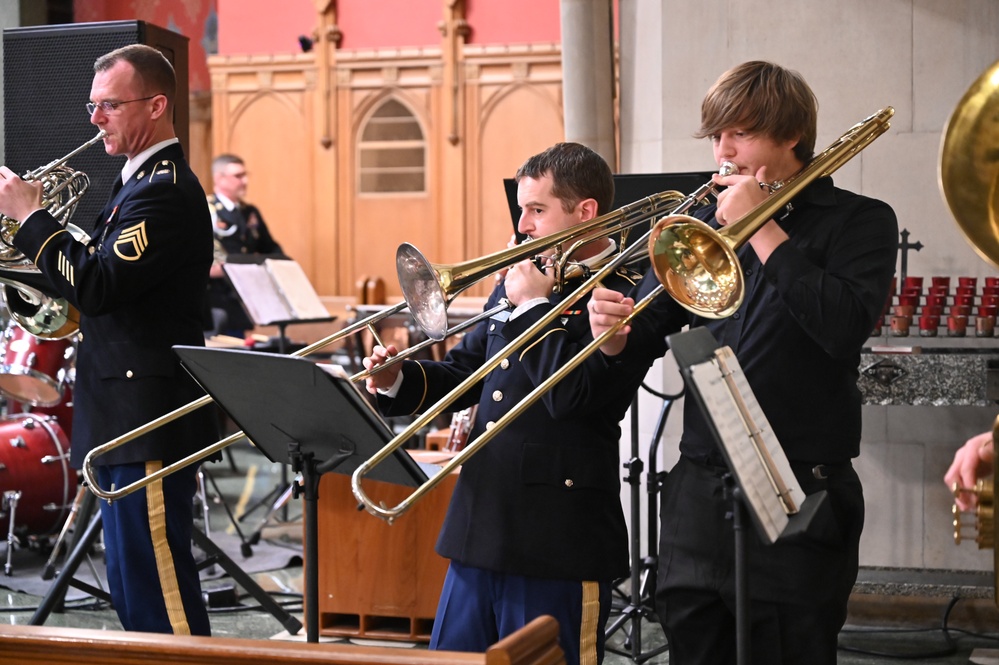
left=611, top=176, right=898, bottom=464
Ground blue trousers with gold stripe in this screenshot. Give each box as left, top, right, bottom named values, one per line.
left=97, top=462, right=210, bottom=635
left=430, top=561, right=610, bottom=665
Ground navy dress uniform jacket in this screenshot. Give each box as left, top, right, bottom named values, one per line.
left=377, top=267, right=643, bottom=583
left=208, top=195, right=283, bottom=257
left=12, top=143, right=218, bottom=468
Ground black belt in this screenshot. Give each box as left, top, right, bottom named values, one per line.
left=686, top=453, right=851, bottom=481
left=790, top=459, right=852, bottom=480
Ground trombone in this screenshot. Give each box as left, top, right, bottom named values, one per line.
left=351, top=167, right=733, bottom=523
left=81, top=185, right=686, bottom=501
left=352, top=107, right=895, bottom=523
left=81, top=298, right=502, bottom=502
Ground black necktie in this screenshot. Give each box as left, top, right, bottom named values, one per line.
left=95, top=175, right=124, bottom=232
left=109, top=175, right=124, bottom=200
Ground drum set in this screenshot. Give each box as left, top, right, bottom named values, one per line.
left=0, top=318, right=77, bottom=574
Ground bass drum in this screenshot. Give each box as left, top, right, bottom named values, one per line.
left=0, top=413, right=73, bottom=537
left=0, top=323, right=75, bottom=407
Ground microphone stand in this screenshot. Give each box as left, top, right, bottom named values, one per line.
left=604, top=383, right=682, bottom=662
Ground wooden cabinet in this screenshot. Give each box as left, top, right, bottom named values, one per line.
left=314, top=451, right=458, bottom=642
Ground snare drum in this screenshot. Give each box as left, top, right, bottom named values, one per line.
left=0, top=324, right=75, bottom=407
left=8, top=367, right=74, bottom=439
left=0, top=413, right=72, bottom=537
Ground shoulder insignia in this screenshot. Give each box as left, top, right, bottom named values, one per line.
left=149, top=160, right=177, bottom=184
left=113, top=221, right=149, bottom=261
left=57, top=251, right=75, bottom=286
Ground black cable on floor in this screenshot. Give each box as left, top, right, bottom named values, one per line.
left=207, top=600, right=303, bottom=615
left=837, top=595, right=959, bottom=659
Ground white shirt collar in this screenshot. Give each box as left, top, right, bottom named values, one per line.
left=120, top=137, right=179, bottom=185
left=580, top=238, right=616, bottom=267
left=213, top=191, right=237, bottom=211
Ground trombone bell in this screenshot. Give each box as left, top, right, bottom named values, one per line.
left=397, top=242, right=450, bottom=341
left=650, top=217, right=743, bottom=318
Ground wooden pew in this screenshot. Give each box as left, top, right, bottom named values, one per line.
left=0, top=614, right=563, bottom=665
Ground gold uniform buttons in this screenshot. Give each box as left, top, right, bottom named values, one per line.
left=492, top=390, right=503, bottom=402
left=500, top=359, right=510, bottom=370
left=489, top=323, right=496, bottom=332
left=564, top=479, right=574, bottom=488
left=125, top=370, right=134, bottom=379
left=485, top=421, right=496, bottom=430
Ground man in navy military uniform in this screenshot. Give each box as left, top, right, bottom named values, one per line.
left=206, top=153, right=285, bottom=336
left=362, top=143, right=641, bottom=665
left=0, top=44, right=216, bottom=636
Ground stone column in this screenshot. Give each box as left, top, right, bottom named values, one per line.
left=560, top=0, right=616, bottom=169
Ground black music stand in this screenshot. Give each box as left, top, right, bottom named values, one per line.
left=221, top=257, right=336, bottom=524
left=667, top=328, right=826, bottom=665
left=173, top=346, right=430, bottom=643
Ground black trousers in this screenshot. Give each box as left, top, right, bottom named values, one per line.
left=654, top=455, right=864, bottom=665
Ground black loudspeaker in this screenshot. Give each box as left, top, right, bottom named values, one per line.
left=3, top=21, right=189, bottom=233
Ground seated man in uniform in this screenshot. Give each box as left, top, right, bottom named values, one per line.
left=207, top=153, right=286, bottom=337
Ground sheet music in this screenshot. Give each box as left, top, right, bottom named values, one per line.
left=688, top=347, right=802, bottom=543
left=264, top=259, right=329, bottom=320
left=223, top=262, right=292, bottom=325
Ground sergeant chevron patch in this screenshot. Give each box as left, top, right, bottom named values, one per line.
left=113, top=222, right=148, bottom=261
left=57, top=251, right=75, bottom=286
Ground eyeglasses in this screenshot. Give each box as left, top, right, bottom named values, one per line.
left=85, top=94, right=161, bottom=116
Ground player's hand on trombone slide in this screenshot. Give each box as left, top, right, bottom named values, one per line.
left=588, top=287, right=635, bottom=358
left=503, top=255, right=556, bottom=306
left=362, top=344, right=401, bottom=394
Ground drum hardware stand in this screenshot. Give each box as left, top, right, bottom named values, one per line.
left=30, top=485, right=302, bottom=636
left=42, top=484, right=88, bottom=580
left=3, top=490, right=22, bottom=575
left=31, top=490, right=110, bottom=623
left=197, top=467, right=253, bottom=560
left=604, top=383, right=680, bottom=663
left=239, top=477, right=298, bottom=545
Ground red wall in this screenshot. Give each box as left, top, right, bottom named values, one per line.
left=216, top=0, right=315, bottom=55
left=337, top=0, right=440, bottom=49
left=465, top=0, right=561, bottom=45
left=73, top=0, right=570, bottom=87
left=74, top=0, right=217, bottom=92
left=215, top=0, right=562, bottom=54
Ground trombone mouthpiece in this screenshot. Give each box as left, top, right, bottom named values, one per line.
left=719, top=161, right=737, bottom=177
